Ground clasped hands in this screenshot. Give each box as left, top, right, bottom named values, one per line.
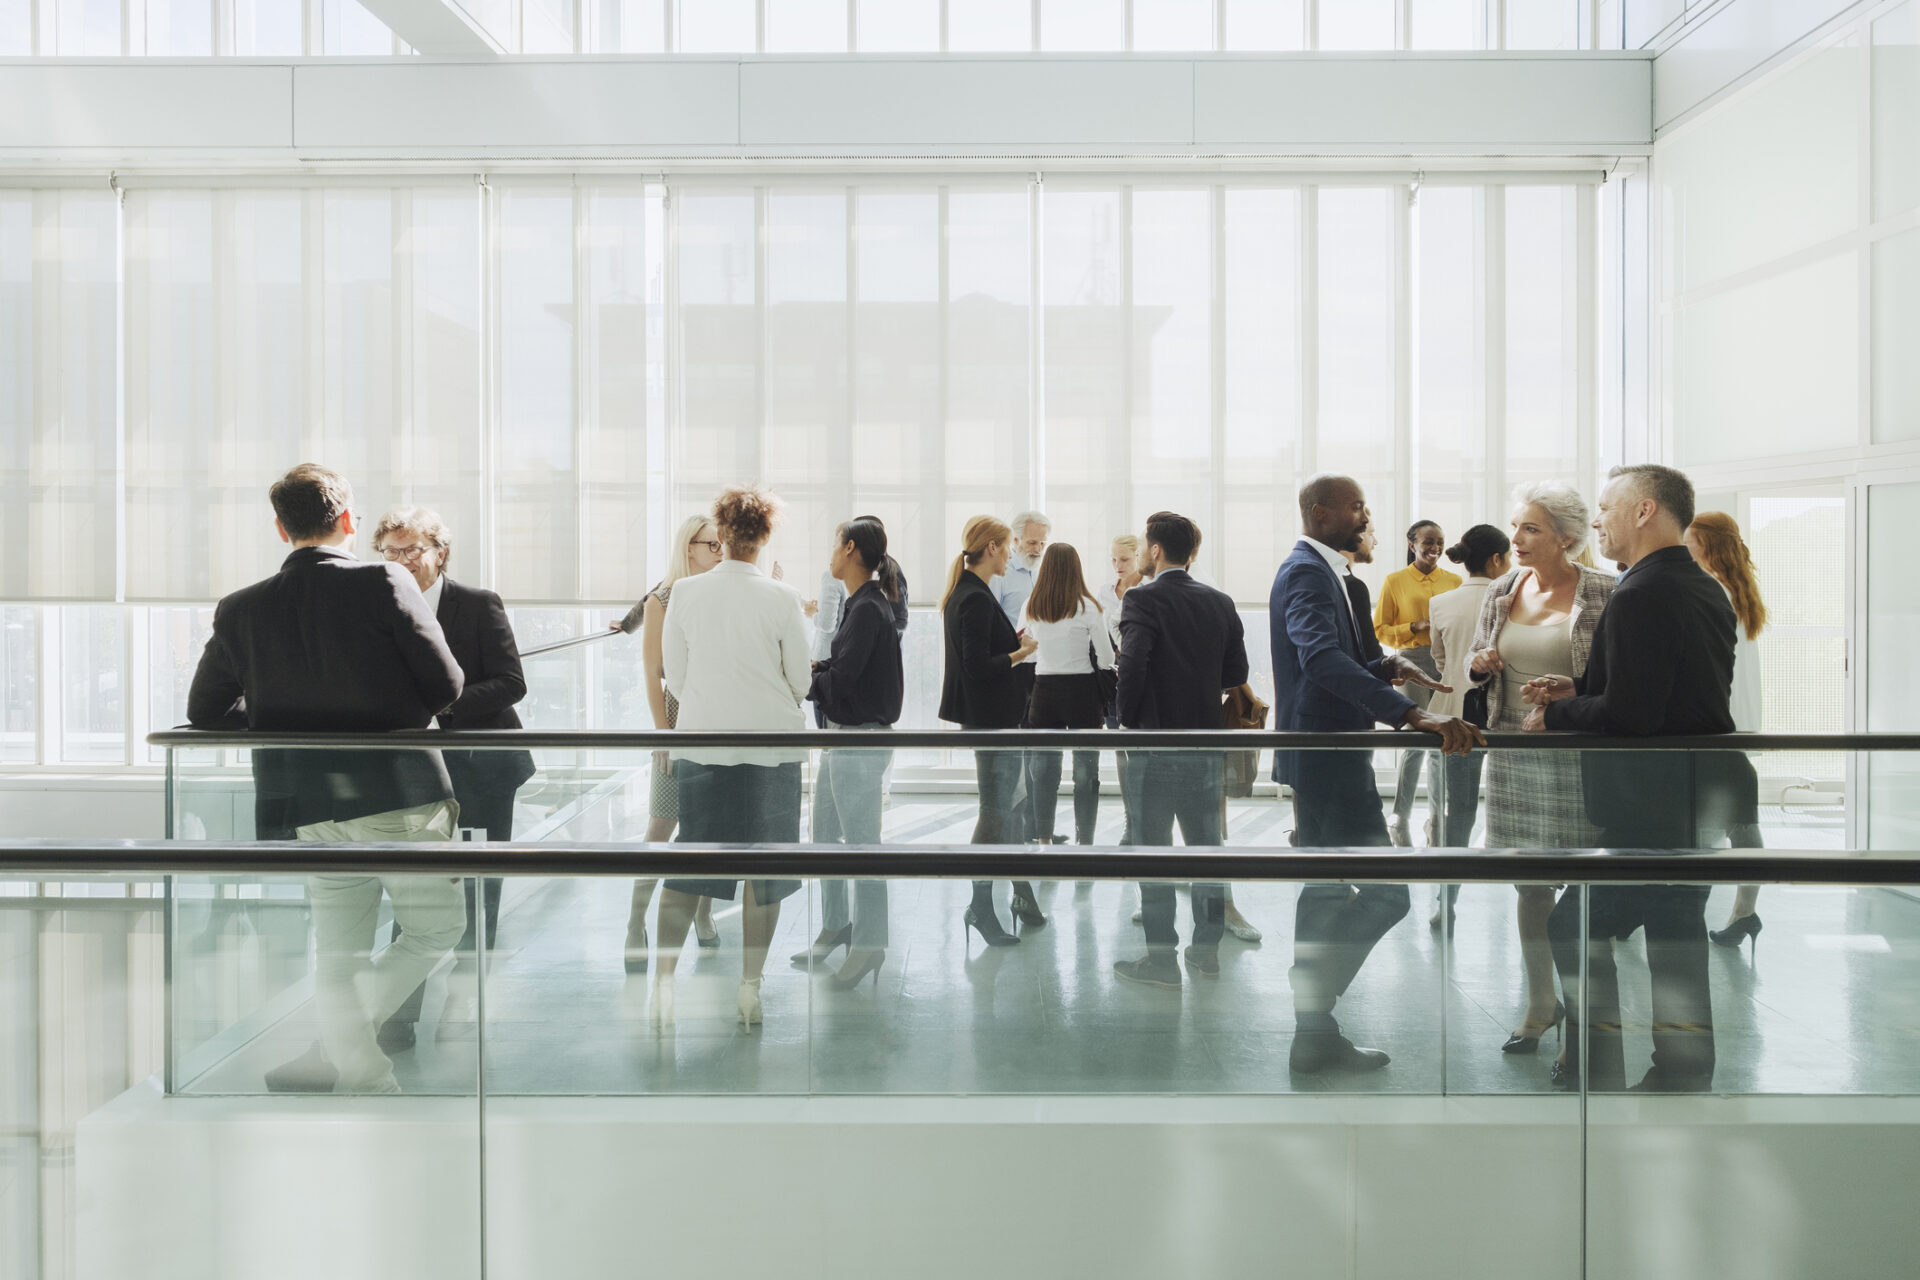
left=1467, top=648, right=1575, bottom=731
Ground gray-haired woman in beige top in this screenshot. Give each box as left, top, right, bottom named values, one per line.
left=1467, top=482, right=1617, bottom=1062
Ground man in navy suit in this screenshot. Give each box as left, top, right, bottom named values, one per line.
left=1271, top=475, right=1482, bottom=1073
left=1111, top=512, right=1250, bottom=990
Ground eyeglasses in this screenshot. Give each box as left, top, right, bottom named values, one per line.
left=691, top=539, right=722, bottom=554
left=380, top=544, right=437, bottom=563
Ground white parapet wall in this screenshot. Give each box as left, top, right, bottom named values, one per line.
left=78, top=1082, right=1920, bottom=1280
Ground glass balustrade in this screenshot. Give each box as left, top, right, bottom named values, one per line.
left=4, top=732, right=1917, bottom=1279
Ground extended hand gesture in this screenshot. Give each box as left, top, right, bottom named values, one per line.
left=1404, top=708, right=1484, bottom=756
left=1388, top=653, right=1451, bottom=694
left=1011, top=633, right=1039, bottom=664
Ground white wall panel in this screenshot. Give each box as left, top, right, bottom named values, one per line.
left=1653, top=0, right=1865, bottom=130
left=0, top=64, right=291, bottom=149
left=1193, top=55, right=1652, bottom=150
left=1655, top=37, right=1859, bottom=294
left=738, top=60, right=1195, bottom=147
left=0, top=55, right=1653, bottom=160
left=1671, top=250, right=1858, bottom=466
left=292, top=61, right=739, bottom=150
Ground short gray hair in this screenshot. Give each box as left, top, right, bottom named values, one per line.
left=1297, top=472, right=1359, bottom=523
left=1607, top=463, right=1695, bottom=531
left=372, top=506, right=453, bottom=569
left=1011, top=511, right=1052, bottom=537
left=1509, top=481, right=1590, bottom=558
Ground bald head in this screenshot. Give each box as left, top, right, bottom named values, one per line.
left=1298, top=473, right=1370, bottom=553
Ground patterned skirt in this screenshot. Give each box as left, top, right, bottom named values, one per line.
left=648, top=689, right=681, bottom=822
left=1483, top=703, right=1599, bottom=850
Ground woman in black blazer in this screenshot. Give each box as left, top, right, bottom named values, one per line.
left=940, top=515, right=1041, bottom=946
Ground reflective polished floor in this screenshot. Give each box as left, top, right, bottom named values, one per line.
left=176, top=790, right=1920, bottom=1099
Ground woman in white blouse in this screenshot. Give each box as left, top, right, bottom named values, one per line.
left=652, top=486, right=813, bottom=1031
left=1687, top=512, right=1769, bottom=950
left=1021, top=543, right=1115, bottom=847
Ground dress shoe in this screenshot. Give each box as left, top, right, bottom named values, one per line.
left=695, top=913, right=721, bottom=949
left=1388, top=815, right=1412, bottom=847
left=265, top=1041, right=339, bottom=1093
left=623, top=922, right=648, bottom=975
left=1009, top=883, right=1048, bottom=928
left=1708, top=912, right=1762, bottom=953
left=1224, top=910, right=1262, bottom=944
left=376, top=1018, right=416, bottom=1055
left=737, top=977, right=764, bottom=1028
left=963, top=906, right=1019, bottom=947
left=1182, top=945, right=1220, bottom=978
left=1289, top=1032, right=1390, bottom=1074
left=791, top=923, right=853, bottom=967
left=1113, top=955, right=1182, bottom=989
left=1501, top=1000, right=1567, bottom=1055
left=831, top=948, right=886, bottom=991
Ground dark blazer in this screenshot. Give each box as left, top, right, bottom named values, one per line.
left=939, top=570, right=1032, bottom=728
left=810, top=580, right=905, bottom=727
left=1269, top=541, right=1417, bottom=785
left=434, top=577, right=537, bottom=799
left=187, top=545, right=464, bottom=833
left=1114, top=569, right=1249, bottom=730
left=1544, top=544, right=1744, bottom=841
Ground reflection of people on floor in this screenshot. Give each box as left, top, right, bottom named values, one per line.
left=187, top=464, right=466, bottom=1094
left=1528, top=465, right=1740, bottom=1093
left=369, top=507, right=537, bottom=1052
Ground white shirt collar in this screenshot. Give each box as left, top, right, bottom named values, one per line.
left=422, top=572, right=446, bottom=615
left=714, top=559, right=764, bottom=577
left=1301, top=536, right=1351, bottom=577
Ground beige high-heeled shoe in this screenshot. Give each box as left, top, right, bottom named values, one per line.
left=737, top=977, right=763, bottom=1028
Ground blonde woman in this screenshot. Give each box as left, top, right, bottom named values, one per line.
left=1467, top=482, right=1617, bottom=1057
left=1687, top=512, right=1769, bottom=949
left=618, top=515, right=724, bottom=974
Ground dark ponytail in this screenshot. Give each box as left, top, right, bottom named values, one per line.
left=841, top=515, right=898, bottom=601
left=1445, top=523, right=1511, bottom=578
left=1406, top=519, right=1441, bottom=565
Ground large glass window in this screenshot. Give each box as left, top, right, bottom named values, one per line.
left=1416, top=186, right=1486, bottom=545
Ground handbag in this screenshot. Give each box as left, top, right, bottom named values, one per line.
left=1462, top=680, right=1489, bottom=729
left=1221, top=684, right=1271, bottom=799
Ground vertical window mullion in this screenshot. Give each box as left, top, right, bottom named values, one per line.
left=1300, top=184, right=1319, bottom=478
left=1393, top=182, right=1413, bottom=541
left=1209, top=183, right=1228, bottom=586
left=573, top=183, right=591, bottom=604
left=1028, top=174, right=1044, bottom=509
left=1485, top=184, right=1507, bottom=513
left=1576, top=182, right=1599, bottom=497
left=480, top=176, right=501, bottom=590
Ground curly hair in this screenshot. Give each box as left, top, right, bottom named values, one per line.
left=1688, top=511, right=1768, bottom=641
left=711, top=485, right=783, bottom=555
left=372, top=506, right=452, bottom=570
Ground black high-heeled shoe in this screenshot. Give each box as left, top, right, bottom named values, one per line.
left=1709, top=912, right=1762, bottom=952
left=1009, top=882, right=1048, bottom=928
left=791, top=923, right=854, bottom=968
left=831, top=948, right=886, bottom=990
left=1502, top=1001, right=1567, bottom=1055
left=964, top=906, right=1020, bottom=947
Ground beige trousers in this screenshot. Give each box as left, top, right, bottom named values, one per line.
left=298, top=800, right=464, bottom=1088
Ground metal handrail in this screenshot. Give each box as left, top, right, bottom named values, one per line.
left=3, top=839, right=1915, bottom=884
left=518, top=627, right=628, bottom=658
left=145, top=728, right=1920, bottom=752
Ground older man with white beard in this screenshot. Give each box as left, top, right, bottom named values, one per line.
left=994, top=511, right=1051, bottom=627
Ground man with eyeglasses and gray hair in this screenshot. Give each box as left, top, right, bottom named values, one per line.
left=187, top=464, right=466, bottom=1095
left=994, top=510, right=1052, bottom=627
left=370, top=506, right=536, bottom=1054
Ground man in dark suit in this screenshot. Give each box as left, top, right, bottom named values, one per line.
left=1270, top=475, right=1482, bottom=1074
left=188, top=464, right=467, bottom=1094
left=371, top=508, right=538, bottom=1052
left=1526, top=463, right=1738, bottom=1093
left=1111, top=512, right=1250, bottom=990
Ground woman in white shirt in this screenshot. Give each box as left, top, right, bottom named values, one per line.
left=652, top=486, right=813, bottom=1031
left=1020, top=544, right=1115, bottom=847
left=1686, top=512, right=1769, bottom=950
left=1422, top=524, right=1511, bottom=927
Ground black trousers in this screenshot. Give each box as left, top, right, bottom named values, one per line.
left=1288, top=751, right=1409, bottom=1033
left=388, top=785, right=515, bottom=1028
left=1127, top=751, right=1226, bottom=952
left=1548, top=881, right=1715, bottom=1092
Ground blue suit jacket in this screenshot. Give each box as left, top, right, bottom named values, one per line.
left=1268, top=540, right=1418, bottom=785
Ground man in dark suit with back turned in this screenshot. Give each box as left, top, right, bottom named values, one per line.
left=1270, top=475, right=1482, bottom=1074
left=188, top=464, right=467, bottom=1094
left=371, top=507, right=538, bottom=1052
left=1525, top=463, right=1739, bottom=1093
left=1111, top=512, right=1250, bottom=990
